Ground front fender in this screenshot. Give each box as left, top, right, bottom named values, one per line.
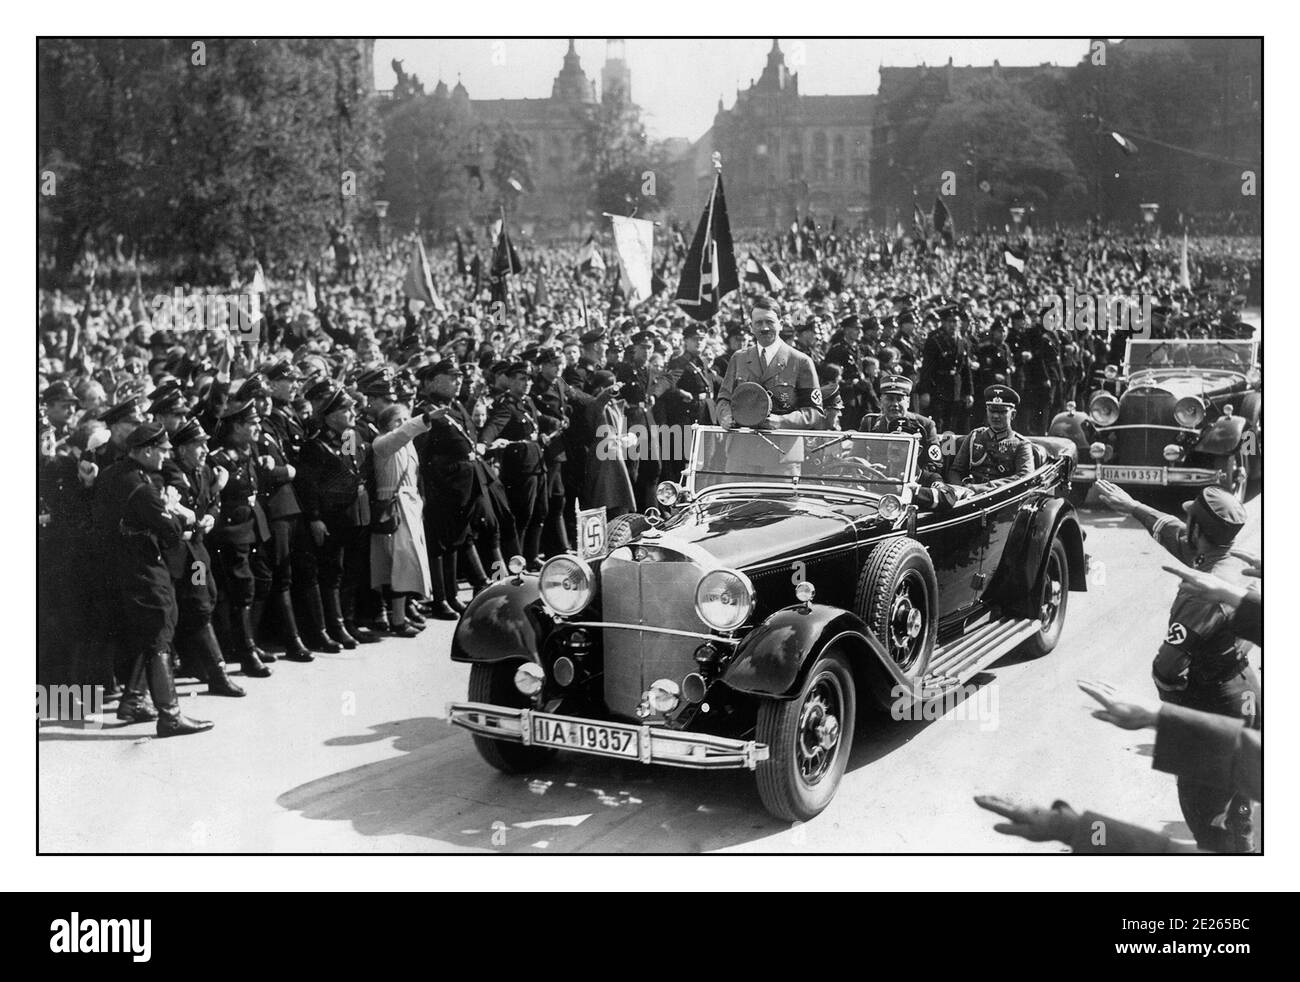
left=722, top=604, right=902, bottom=708
left=988, top=498, right=1088, bottom=609
left=1048, top=410, right=1093, bottom=449
left=450, top=576, right=554, bottom=664
left=1197, top=414, right=1247, bottom=456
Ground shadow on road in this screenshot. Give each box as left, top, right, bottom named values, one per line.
left=277, top=716, right=793, bottom=852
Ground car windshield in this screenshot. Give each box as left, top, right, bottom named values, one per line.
left=689, top=428, right=915, bottom=496
left=1125, top=339, right=1256, bottom=374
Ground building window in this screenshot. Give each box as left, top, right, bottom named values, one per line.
left=853, top=162, right=866, bottom=184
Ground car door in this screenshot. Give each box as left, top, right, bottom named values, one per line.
left=915, top=498, right=986, bottom=621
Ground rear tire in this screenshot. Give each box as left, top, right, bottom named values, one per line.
left=756, top=649, right=856, bottom=822
left=467, top=662, right=557, bottom=774
left=1017, top=537, right=1069, bottom=658
left=855, top=539, right=937, bottom=679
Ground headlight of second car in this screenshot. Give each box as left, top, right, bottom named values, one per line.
left=1173, top=396, right=1206, bottom=429
left=1089, top=392, right=1120, bottom=426
left=694, top=568, right=755, bottom=632
left=538, top=555, right=595, bottom=616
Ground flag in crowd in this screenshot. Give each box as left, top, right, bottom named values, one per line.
left=576, top=234, right=606, bottom=277
left=932, top=197, right=954, bottom=246
left=675, top=171, right=738, bottom=321
left=404, top=237, right=446, bottom=313
left=744, top=255, right=783, bottom=293
left=610, top=214, right=655, bottom=307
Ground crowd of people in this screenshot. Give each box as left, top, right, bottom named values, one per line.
left=37, top=221, right=1261, bottom=740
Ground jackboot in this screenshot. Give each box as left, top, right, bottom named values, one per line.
left=233, top=606, right=272, bottom=677
left=249, top=596, right=275, bottom=662
left=341, top=588, right=379, bottom=644
left=299, top=584, right=342, bottom=653
left=147, top=649, right=214, bottom=738
left=523, top=525, right=544, bottom=570
left=115, top=652, right=158, bottom=723
left=192, top=623, right=245, bottom=697
left=272, top=591, right=313, bottom=662
left=323, top=588, right=358, bottom=649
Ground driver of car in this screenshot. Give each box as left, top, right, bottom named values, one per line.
left=861, top=375, right=943, bottom=485
left=915, top=385, right=1033, bottom=510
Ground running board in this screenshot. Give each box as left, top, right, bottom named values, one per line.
left=908, top=618, right=1041, bottom=704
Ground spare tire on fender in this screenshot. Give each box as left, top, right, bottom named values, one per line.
left=854, top=538, right=938, bottom=679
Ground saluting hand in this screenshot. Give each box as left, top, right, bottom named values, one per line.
left=1094, top=479, right=1137, bottom=515
left=212, top=465, right=229, bottom=491
left=1077, top=679, right=1160, bottom=730
left=974, top=795, right=1080, bottom=844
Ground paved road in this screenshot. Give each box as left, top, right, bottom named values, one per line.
left=39, top=490, right=1260, bottom=853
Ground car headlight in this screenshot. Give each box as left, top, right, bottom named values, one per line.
left=877, top=493, right=903, bottom=520
left=514, top=662, right=544, bottom=697
left=1089, top=393, right=1120, bottom=426
left=694, top=568, right=755, bottom=632
left=655, top=481, right=680, bottom=507
left=538, top=555, right=595, bottom=616
left=1174, top=396, right=1205, bottom=428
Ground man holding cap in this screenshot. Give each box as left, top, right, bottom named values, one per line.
left=1096, top=479, right=1258, bottom=852
left=716, top=297, right=824, bottom=430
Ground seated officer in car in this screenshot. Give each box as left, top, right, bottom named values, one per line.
left=916, top=385, right=1034, bottom=509
left=861, top=374, right=943, bottom=484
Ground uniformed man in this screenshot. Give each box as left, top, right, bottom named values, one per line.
left=168, top=419, right=245, bottom=696
left=531, top=346, right=582, bottom=557
left=416, top=360, right=496, bottom=616
left=42, top=380, right=80, bottom=442
left=92, top=422, right=214, bottom=737
left=295, top=384, right=372, bottom=650
left=822, top=315, right=871, bottom=426
left=1095, top=480, right=1259, bottom=853
left=713, top=322, right=748, bottom=378
left=241, top=374, right=315, bottom=660
left=888, top=309, right=921, bottom=403
left=564, top=327, right=608, bottom=395
left=1020, top=310, right=1063, bottom=435
left=660, top=324, right=719, bottom=482
left=208, top=398, right=275, bottom=678
left=918, top=305, right=975, bottom=433
left=862, top=375, right=943, bottom=485
left=973, top=318, right=1015, bottom=419
left=480, top=362, right=548, bottom=569
left=945, top=385, right=1034, bottom=496
left=716, top=297, right=825, bottom=430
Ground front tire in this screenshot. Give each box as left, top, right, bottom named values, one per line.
left=756, top=650, right=857, bottom=822
left=467, top=661, right=557, bottom=774
left=1017, top=536, right=1069, bottom=658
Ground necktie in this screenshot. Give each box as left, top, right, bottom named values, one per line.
left=758, top=348, right=768, bottom=376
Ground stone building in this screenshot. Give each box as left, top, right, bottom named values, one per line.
left=673, top=41, right=875, bottom=232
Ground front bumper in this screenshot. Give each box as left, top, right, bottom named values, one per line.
left=447, top=701, right=770, bottom=770
left=1073, top=463, right=1226, bottom=487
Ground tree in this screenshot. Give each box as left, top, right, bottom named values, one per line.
left=573, top=99, right=673, bottom=217
left=38, top=39, right=383, bottom=281
left=920, top=77, right=1086, bottom=227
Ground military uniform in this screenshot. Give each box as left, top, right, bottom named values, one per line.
left=918, top=317, right=974, bottom=433
left=660, top=330, right=717, bottom=481
left=1131, top=489, right=1258, bottom=853
left=168, top=420, right=245, bottom=694
left=949, top=386, right=1034, bottom=492
left=295, top=386, right=371, bottom=649
left=532, top=353, right=584, bottom=556
left=861, top=376, right=943, bottom=484
left=91, top=423, right=213, bottom=735
left=973, top=335, right=1014, bottom=417
left=481, top=371, right=548, bottom=565
left=1021, top=324, right=1063, bottom=435
left=717, top=339, right=825, bottom=430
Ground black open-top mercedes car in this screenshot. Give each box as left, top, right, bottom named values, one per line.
left=447, top=424, right=1089, bottom=821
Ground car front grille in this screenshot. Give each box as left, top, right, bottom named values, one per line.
left=1114, top=390, right=1176, bottom=465
left=599, top=551, right=704, bottom=721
